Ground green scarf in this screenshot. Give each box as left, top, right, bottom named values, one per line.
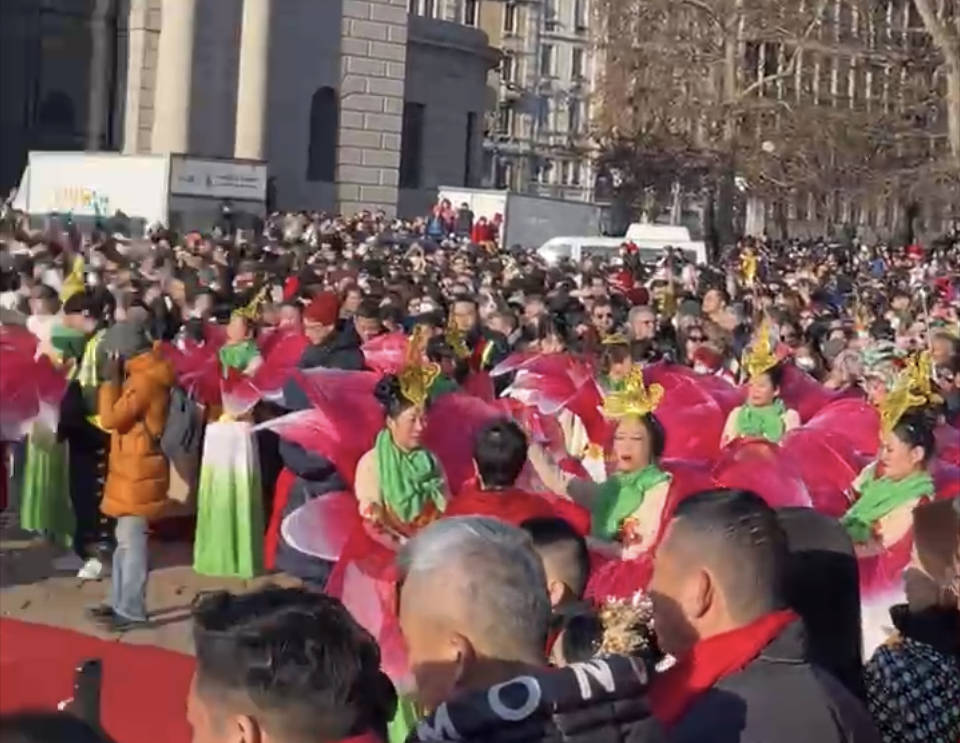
left=218, top=339, right=259, bottom=375
left=841, top=464, right=934, bottom=543
left=736, top=398, right=787, bottom=442
left=375, top=428, right=446, bottom=524
left=591, top=464, right=671, bottom=540
left=51, top=325, right=88, bottom=364
left=428, top=374, right=459, bottom=400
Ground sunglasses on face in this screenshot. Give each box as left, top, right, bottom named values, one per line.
left=688, top=335, right=706, bottom=342
left=595, top=313, right=613, bottom=320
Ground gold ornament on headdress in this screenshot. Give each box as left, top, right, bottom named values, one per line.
left=602, top=367, right=664, bottom=419
left=742, top=320, right=779, bottom=380
left=445, top=319, right=471, bottom=360
left=601, top=332, right=630, bottom=346
left=231, top=286, right=268, bottom=322
left=878, top=350, right=940, bottom=434
left=741, top=249, right=758, bottom=287
left=398, top=325, right=441, bottom=407
left=597, top=592, right=655, bottom=656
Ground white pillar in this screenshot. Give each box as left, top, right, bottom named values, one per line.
left=151, top=0, right=197, bottom=154
left=234, top=0, right=272, bottom=161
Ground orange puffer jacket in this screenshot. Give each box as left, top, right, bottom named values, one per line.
left=98, top=348, right=176, bottom=520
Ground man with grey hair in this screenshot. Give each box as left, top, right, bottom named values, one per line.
left=628, top=305, right=657, bottom=342
left=398, top=516, right=665, bottom=743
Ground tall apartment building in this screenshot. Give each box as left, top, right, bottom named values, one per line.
left=410, top=0, right=598, bottom=202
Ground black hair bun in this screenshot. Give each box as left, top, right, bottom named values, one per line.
left=373, top=374, right=404, bottom=411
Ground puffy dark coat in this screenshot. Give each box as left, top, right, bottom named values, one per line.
left=407, top=655, right=665, bottom=743
left=297, top=324, right=364, bottom=371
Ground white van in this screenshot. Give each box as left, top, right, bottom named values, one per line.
left=537, top=234, right=708, bottom=266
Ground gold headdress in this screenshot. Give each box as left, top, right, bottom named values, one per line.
left=597, top=592, right=656, bottom=656
left=742, top=320, right=779, bottom=380
left=741, top=248, right=758, bottom=287
left=445, top=318, right=471, bottom=360
left=602, top=367, right=664, bottom=419
left=398, top=326, right=441, bottom=406
left=232, top=286, right=268, bottom=322
left=601, top=332, right=630, bottom=346
left=879, top=350, right=941, bottom=434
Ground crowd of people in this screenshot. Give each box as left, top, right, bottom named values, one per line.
left=0, top=202, right=959, bottom=743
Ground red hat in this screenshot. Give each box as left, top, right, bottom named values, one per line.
left=304, top=292, right=339, bottom=325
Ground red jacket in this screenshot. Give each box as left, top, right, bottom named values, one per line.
left=446, top=479, right=591, bottom=535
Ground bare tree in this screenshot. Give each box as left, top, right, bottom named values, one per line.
left=912, top=0, right=960, bottom=164
left=593, top=0, right=957, bottom=243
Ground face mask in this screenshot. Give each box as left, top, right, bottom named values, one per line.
left=796, top=356, right=816, bottom=371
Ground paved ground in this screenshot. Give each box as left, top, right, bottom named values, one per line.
left=0, top=514, right=296, bottom=656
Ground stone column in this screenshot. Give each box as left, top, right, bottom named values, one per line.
left=234, top=0, right=272, bottom=161
left=336, top=0, right=409, bottom=217
left=150, top=0, right=197, bottom=153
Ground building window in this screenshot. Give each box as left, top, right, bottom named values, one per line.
left=540, top=44, right=555, bottom=76
left=536, top=96, right=550, bottom=130
left=573, top=0, right=588, bottom=29
left=571, top=161, right=582, bottom=186
left=464, top=0, right=478, bottom=25
left=537, top=159, right=554, bottom=184
left=400, top=102, right=425, bottom=188
left=504, top=1, right=517, bottom=33
left=544, top=0, right=558, bottom=30
left=571, top=48, right=584, bottom=80
left=560, top=161, right=571, bottom=185
left=568, top=98, right=582, bottom=134
left=495, top=159, right=512, bottom=189
left=497, top=102, right=514, bottom=136
left=501, top=54, right=516, bottom=84
left=306, top=87, right=337, bottom=182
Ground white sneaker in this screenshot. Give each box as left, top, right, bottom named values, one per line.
left=77, top=557, right=105, bottom=581
left=52, top=553, right=84, bottom=572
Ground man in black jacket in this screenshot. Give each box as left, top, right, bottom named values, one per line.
left=298, top=292, right=364, bottom=370
left=397, top=517, right=665, bottom=743
left=647, top=489, right=880, bottom=743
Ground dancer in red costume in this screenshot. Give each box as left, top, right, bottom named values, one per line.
left=444, top=418, right=590, bottom=535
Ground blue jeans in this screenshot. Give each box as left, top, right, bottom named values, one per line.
left=110, top=515, right=148, bottom=621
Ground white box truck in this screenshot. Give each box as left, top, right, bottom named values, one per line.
left=437, top=186, right=607, bottom=250
left=12, top=151, right=267, bottom=235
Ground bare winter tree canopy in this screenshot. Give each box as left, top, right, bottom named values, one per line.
left=593, top=0, right=959, bottom=241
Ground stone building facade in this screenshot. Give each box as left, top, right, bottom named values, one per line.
left=410, top=0, right=599, bottom=202
left=0, top=0, right=496, bottom=218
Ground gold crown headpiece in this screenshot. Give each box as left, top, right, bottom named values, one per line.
left=602, top=367, right=664, bottom=419
left=231, top=286, right=268, bottom=322
left=398, top=325, right=441, bottom=407
left=879, top=350, right=941, bottom=434
left=445, top=318, right=471, bottom=360
left=742, top=320, right=780, bottom=380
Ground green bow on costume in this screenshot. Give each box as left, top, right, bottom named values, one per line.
left=736, top=399, right=787, bottom=442
left=375, top=428, right=446, bottom=524
left=591, top=464, right=671, bottom=540
left=841, top=464, right=934, bottom=543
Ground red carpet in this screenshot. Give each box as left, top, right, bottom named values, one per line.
left=0, top=619, right=193, bottom=743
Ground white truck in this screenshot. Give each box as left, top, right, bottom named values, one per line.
left=12, top=151, right=267, bottom=235
left=437, top=186, right=607, bottom=250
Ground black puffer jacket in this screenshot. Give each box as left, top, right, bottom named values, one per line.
left=297, top=323, right=364, bottom=370
left=273, top=439, right=348, bottom=585
left=670, top=620, right=881, bottom=743
left=407, top=655, right=665, bottom=743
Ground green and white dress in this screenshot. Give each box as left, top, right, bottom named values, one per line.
left=192, top=342, right=264, bottom=578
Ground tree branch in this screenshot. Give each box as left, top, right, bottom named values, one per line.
left=735, top=0, right=832, bottom=102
